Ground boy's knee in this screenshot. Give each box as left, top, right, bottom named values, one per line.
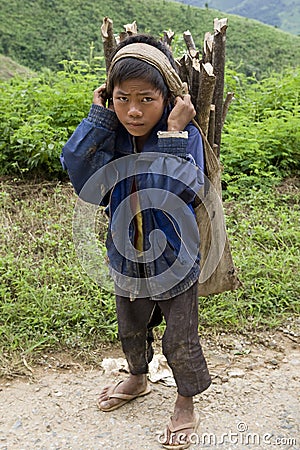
left=162, top=337, right=186, bottom=362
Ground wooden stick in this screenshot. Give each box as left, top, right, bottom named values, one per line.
left=203, top=32, right=214, bottom=64
left=101, top=17, right=117, bottom=71
left=190, top=57, right=201, bottom=111
left=196, top=62, right=216, bottom=135
left=208, top=104, right=215, bottom=149
left=162, top=29, right=175, bottom=49
left=212, top=17, right=228, bottom=157
left=118, top=21, right=138, bottom=43
left=183, top=30, right=199, bottom=58
left=119, top=31, right=129, bottom=42
left=123, top=21, right=138, bottom=35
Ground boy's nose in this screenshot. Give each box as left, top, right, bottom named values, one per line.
left=128, top=104, right=143, bottom=117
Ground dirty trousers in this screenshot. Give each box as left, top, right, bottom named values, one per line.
left=116, top=282, right=212, bottom=397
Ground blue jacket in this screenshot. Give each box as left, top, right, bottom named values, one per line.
left=61, top=104, right=205, bottom=300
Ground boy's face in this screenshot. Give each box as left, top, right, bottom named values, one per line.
left=112, top=78, right=165, bottom=144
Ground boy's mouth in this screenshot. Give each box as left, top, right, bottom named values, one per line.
left=127, top=122, right=144, bottom=127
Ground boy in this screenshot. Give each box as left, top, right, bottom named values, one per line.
left=61, top=34, right=211, bottom=449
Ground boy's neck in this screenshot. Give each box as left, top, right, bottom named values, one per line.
left=135, top=134, right=148, bottom=152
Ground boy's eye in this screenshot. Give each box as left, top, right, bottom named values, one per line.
left=117, top=96, right=128, bottom=102
left=142, top=97, right=153, bottom=103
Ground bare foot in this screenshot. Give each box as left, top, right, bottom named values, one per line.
left=98, top=374, right=149, bottom=411
left=163, top=394, right=198, bottom=447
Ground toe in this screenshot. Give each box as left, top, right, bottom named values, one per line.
left=98, top=385, right=112, bottom=401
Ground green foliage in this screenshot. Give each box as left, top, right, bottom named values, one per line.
left=0, top=179, right=298, bottom=361
left=0, top=58, right=299, bottom=190
left=0, top=182, right=117, bottom=356
left=221, top=67, right=300, bottom=198
left=1, top=0, right=300, bottom=77
left=0, top=56, right=106, bottom=176
left=198, top=184, right=300, bottom=329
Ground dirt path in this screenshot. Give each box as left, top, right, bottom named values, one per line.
left=0, top=330, right=299, bottom=450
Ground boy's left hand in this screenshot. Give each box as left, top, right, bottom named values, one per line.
left=167, top=94, right=196, bottom=132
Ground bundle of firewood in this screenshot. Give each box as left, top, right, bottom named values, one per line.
left=101, top=17, right=234, bottom=157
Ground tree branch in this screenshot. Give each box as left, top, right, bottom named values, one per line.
left=101, top=17, right=117, bottom=71
left=212, top=17, right=228, bottom=157
left=196, top=62, right=216, bottom=136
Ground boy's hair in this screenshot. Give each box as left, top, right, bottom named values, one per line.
left=108, top=34, right=178, bottom=101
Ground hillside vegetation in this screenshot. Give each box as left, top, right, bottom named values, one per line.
left=0, top=55, right=34, bottom=81
left=1, top=56, right=299, bottom=185
left=1, top=0, right=300, bottom=78
left=176, top=0, right=300, bottom=35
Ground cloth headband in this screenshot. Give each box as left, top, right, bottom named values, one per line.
left=106, top=43, right=187, bottom=97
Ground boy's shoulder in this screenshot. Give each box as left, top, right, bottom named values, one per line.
left=185, top=120, right=201, bottom=138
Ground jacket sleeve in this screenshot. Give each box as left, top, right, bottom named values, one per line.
left=156, top=122, right=205, bottom=203
left=157, top=122, right=205, bottom=173
left=136, top=123, right=205, bottom=207
left=61, top=105, right=119, bottom=195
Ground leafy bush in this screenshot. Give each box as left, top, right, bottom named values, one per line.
left=0, top=57, right=299, bottom=194
left=0, top=56, right=106, bottom=176
left=221, top=67, right=300, bottom=197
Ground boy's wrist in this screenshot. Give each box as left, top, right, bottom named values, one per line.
left=157, top=131, right=189, bottom=158
left=157, top=131, right=188, bottom=139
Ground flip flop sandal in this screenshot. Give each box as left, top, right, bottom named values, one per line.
left=97, top=380, right=151, bottom=412
left=161, top=412, right=200, bottom=450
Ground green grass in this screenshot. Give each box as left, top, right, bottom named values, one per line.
left=0, top=177, right=299, bottom=375
left=0, top=180, right=117, bottom=361
left=198, top=179, right=300, bottom=330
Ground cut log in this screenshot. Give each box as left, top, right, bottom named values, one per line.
left=162, top=29, right=175, bottom=48
left=176, top=55, right=189, bottom=85
left=119, top=31, right=129, bottom=42
left=123, top=21, right=138, bottom=35
left=208, top=104, right=215, bottom=149
left=196, top=62, right=216, bottom=136
left=190, top=57, right=201, bottom=110
left=101, top=17, right=117, bottom=71
left=99, top=16, right=240, bottom=296
left=183, top=30, right=199, bottom=58
left=203, top=32, right=214, bottom=64
left=194, top=126, right=241, bottom=296
left=212, top=18, right=228, bottom=157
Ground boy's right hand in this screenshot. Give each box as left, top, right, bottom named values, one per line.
left=93, top=84, right=108, bottom=107
left=93, top=84, right=114, bottom=111
left=167, top=94, right=196, bottom=131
